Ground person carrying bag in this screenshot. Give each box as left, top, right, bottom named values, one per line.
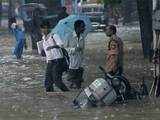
left=43, top=34, right=69, bottom=92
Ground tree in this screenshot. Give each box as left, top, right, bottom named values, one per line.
left=100, top=0, right=122, bottom=25
left=122, top=0, right=134, bottom=25
left=136, top=0, right=153, bottom=59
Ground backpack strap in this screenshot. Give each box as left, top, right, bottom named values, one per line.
left=46, top=34, right=61, bottom=51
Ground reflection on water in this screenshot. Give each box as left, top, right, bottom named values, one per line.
left=1, top=99, right=160, bottom=120
left=0, top=55, right=160, bottom=120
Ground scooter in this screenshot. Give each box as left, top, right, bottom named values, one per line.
left=72, top=66, right=131, bottom=109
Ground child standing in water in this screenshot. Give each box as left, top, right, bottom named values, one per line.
left=11, top=23, right=26, bottom=59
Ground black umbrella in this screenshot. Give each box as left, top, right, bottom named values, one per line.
left=18, top=3, right=47, bottom=21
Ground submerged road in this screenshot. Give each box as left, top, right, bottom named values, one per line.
left=0, top=29, right=159, bottom=120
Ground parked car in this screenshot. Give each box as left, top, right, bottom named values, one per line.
left=80, top=4, right=106, bottom=30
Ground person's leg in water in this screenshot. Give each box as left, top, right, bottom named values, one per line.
left=13, top=37, right=19, bottom=58
left=16, top=39, right=25, bottom=59
left=78, top=67, right=84, bottom=82
left=24, top=38, right=28, bottom=50
left=53, top=59, right=69, bottom=92
left=14, top=38, right=23, bottom=59
left=75, top=67, right=84, bottom=89
left=45, top=61, right=54, bottom=92
left=67, top=69, right=77, bottom=89
left=67, top=68, right=84, bottom=89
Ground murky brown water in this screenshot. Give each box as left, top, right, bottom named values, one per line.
left=0, top=32, right=160, bottom=120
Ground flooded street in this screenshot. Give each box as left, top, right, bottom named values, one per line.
left=0, top=29, right=160, bottom=120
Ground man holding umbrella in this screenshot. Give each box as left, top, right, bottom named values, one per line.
left=66, top=20, right=86, bottom=89
left=51, top=14, right=92, bottom=89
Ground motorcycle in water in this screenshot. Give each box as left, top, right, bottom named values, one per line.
left=72, top=66, right=131, bottom=109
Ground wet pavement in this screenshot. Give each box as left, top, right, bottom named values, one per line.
left=0, top=31, right=160, bottom=120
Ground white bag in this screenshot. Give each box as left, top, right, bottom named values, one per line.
left=37, top=40, right=44, bottom=55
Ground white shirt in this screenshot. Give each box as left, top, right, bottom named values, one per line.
left=43, top=34, right=63, bottom=62
left=64, top=32, right=85, bottom=69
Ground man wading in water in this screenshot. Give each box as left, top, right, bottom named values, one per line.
left=66, top=20, right=86, bottom=89
left=105, top=25, right=124, bottom=76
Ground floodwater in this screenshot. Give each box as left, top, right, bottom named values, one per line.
left=0, top=30, right=160, bottom=120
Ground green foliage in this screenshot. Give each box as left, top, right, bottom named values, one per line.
left=1, top=0, right=8, bottom=2
left=101, top=0, right=122, bottom=6
left=96, top=0, right=102, bottom=4
left=25, top=0, right=33, bottom=3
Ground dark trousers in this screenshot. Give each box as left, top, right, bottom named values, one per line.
left=67, top=67, right=84, bottom=89
left=45, top=58, right=69, bottom=92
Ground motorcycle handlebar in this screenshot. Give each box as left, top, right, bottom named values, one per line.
left=99, top=66, right=113, bottom=79
left=99, top=66, right=106, bottom=74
